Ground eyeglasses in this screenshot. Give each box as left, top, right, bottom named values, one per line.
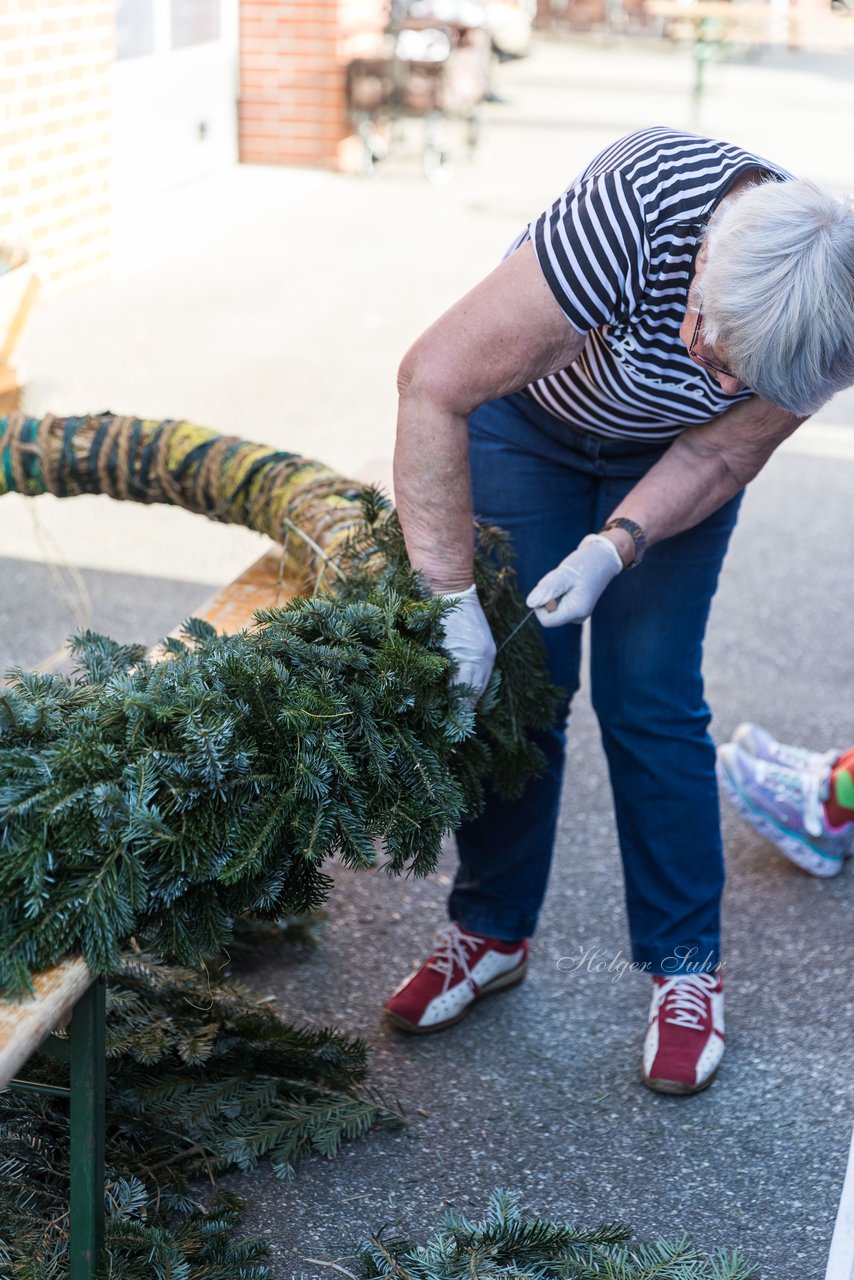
left=688, top=310, right=739, bottom=382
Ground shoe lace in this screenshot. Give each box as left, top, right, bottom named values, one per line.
left=761, top=760, right=825, bottom=837
left=427, top=924, right=482, bottom=991
left=776, top=742, right=838, bottom=774
left=659, top=972, right=718, bottom=1031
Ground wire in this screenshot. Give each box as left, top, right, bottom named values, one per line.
left=27, top=501, right=92, bottom=635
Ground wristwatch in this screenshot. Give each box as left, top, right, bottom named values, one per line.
left=599, top=517, right=647, bottom=567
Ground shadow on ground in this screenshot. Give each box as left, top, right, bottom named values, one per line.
left=0, top=557, right=215, bottom=675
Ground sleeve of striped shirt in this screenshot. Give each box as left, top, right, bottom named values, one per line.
left=530, top=170, right=649, bottom=335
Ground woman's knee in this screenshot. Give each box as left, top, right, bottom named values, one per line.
left=590, top=648, right=709, bottom=743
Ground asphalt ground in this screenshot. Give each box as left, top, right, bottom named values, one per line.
left=3, top=32, right=854, bottom=1278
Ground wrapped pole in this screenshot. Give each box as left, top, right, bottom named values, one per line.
left=0, top=412, right=367, bottom=590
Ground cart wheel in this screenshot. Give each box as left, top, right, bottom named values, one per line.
left=359, top=139, right=378, bottom=175
left=423, top=143, right=453, bottom=185
left=355, top=115, right=387, bottom=176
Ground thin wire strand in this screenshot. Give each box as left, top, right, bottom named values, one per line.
left=27, top=502, right=92, bottom=634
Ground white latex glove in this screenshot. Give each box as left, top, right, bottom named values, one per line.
left=438, top=584, right=497, bottom=700
left=526, top=534, right=624, bottom=627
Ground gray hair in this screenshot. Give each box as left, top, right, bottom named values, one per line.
left=697, top=178, right=854, bottom=415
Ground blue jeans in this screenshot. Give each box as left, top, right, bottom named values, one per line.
left=448, top=392, right=743, bottom=974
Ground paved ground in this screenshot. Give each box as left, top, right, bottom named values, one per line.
left=4, top=31, right=854, bottom=1279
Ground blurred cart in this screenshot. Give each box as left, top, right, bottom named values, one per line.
left=346, top=2, right=491, bottom=182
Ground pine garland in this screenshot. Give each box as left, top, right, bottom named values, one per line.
left=358, top=1189, right=758, bottom=1280
left=0, top=949, right=401, bottom=1278
left=0, top=419, right=600, bottom=1278
left=0, top=493, right=559, bottom=997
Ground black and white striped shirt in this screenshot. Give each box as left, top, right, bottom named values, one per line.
left=510, top=126, right=792, bottom=441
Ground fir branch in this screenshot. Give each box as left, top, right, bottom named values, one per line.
left=357, top=1190, right=757, bottom=1280
left=0, top=951, right=399, bottom=1277
left=0, top=498, right=559, bottom=995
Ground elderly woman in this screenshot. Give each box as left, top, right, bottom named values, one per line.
left=383, top=126, right=854, bottom=1095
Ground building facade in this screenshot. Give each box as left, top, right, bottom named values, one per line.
left=0, top=0, right=386, bottom=290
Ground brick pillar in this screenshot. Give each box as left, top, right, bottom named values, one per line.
left=0, top=0, right=114, bottom=291
left=239, top=0, right=387, bottom=169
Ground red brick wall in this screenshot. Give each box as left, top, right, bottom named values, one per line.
left=0, top=0, right=114, bottom=291
left=239, top=0, right=388, bottom=168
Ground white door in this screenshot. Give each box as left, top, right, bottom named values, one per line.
left=113, top=0, right=239, bottom=208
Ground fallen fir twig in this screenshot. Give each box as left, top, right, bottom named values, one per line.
left=358, top=1189, right=758, bottom=1280
left=0, top=949, right=402, bottom=1277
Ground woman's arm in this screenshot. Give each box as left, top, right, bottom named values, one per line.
left=524, top=393, right=806, bottom=629
left=394, top=239, right=586, bottom=593
left=600, top=396, right=807, bottom=564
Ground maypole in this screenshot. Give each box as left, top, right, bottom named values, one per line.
left=0, top=412, right=367, bottom=589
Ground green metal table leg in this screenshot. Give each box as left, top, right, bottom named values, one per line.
left=69, top=978, right=106, bottom=1280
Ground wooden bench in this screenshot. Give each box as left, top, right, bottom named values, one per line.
left=0, top=548, right=294, bottom=1279
left=644, top=0, right=854, bottom=92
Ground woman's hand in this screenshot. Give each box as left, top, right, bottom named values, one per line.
left=526, top=534, right=625, bottom=626
left=439, top=585, right=496, bottom=700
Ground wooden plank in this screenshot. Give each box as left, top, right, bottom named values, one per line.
left=173, top=548, right=291, bottom=638
left=0, top=269, right=39, bottom=365
left=0, top=957, right=94, bottom=1088
left=644, top=0, right=854, bottom=48
left=789, top=16, right=854, bottom=49
left=826, top=1124, right=854, bottom=1280
left=0, top=360, right=21, bottom=416
left=0, top=549, right=299, bottom=1088
left=646, top=2, right=775, bottom=19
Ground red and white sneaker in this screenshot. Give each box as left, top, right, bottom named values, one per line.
left=384, top=922, right=528, bottom=1034
left=641, top=970, right=725, bottom=1095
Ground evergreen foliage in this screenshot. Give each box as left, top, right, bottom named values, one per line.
left=358, top=1189, right=758, bottom=1280
left=0, top=494, right=559, bottom=997
left=0, top=1185, right=271, bottom=1280
left=0, top=950, right=401, bottom=1278
left=0, top=477, right=756, bottom=1280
